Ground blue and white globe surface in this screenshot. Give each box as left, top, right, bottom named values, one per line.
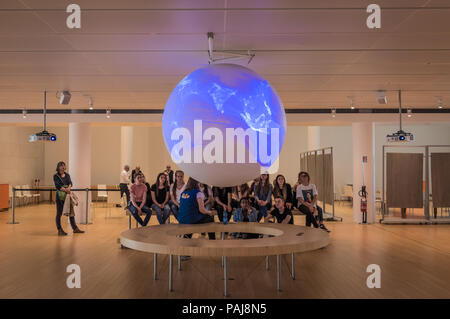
left=162, top=63, right=286, bottom=187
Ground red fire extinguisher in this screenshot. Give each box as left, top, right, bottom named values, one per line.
left=359, top=156, right=368, bottom=224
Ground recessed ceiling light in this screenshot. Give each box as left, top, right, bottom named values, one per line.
left=22, top=109, right=27, bottom=119
left=106, top=108, right=111, bottom=119
left=331, top=108, right=336, bottom=118
left=407, top=108, right=412, bottom=118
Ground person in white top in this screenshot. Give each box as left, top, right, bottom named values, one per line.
left=119, top=165, right=131, bottom=205
left=169, top=170, right=186, bottom=221
left=295, top=171, right=330, bottom=232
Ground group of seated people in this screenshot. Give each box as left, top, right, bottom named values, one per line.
left=126, top=168, right=330, bottom=234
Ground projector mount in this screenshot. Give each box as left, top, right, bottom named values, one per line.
left=386, top=90, right=414, bottom=142
left=207, top=32, right=255, bottom=64
left=29, top=90, right=57, bottom=142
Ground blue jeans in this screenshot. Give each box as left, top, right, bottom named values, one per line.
left=129, top=203, right=152, bottom=226
left=152, top=203, right=171, bottom=224
left=169, top=200, right=179, bottom=221
left=257, top=206, right=267, bottom=222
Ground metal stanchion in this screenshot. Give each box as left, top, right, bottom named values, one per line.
left=81, top=188, right=92, bottom=225
left=276, top=254, right=281, bottom=291
left=265, top=256, right=270, bottom=271
left=169, top=254, right=173, bottom=292
left=291, top=253, right=295, bottom=280
left=7, top=187, right=19, bottom=224
left=178, top=255, right=181, bottom=271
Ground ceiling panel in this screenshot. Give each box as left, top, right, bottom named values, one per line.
left=0, top=1, right=449, bottom=112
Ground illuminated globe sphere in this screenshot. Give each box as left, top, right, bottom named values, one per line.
left=162, top=63, right=286, bottom=187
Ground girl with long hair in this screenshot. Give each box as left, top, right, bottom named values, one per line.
left=253, top=173, right=273, bottom=222
left=169, top=170, right=186, bottom=221
left=150, top=172, right=171, bottom=224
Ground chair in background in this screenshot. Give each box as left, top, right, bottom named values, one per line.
left=22, top=185, right=33, bottom=205
left=375, top=190, right=382, bottom=213
left=15, top=186, right=26, bottom=206
left=106, top=187, right=122, bottom=218
left=342, top=185, right=353, bottom=206
left=97, top=184, right=109, bottom=217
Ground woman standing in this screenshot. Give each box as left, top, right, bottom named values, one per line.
left=272, top=174, right=293, bottom=210
left=253, top=173, right=273, bottom=222
left=151, top=172, right=171, bottom=224
left=53, top=161, right=84, bottom=236
left=169, top=170, right=186, bottom=221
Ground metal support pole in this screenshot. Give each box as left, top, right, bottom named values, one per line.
left=331, top=147, right=335, bottom=218
left=223, top=256, right=228, bottom=297
left=382, top=145, right=385, bottom=219
left=153, top=253, right=158, bottom=280
left=128, top=215, right=131, bottom=230
left=291, top=253, right=295, bottom=280
left=322, top=149, right=326, bottom=216
left=276, top=255, right=281, bottom=291
left=169, top=254, right=173, bottom=292
left=424, top=146, right=430, bottom=220
left=221, top=232, right=225, bottom=268
left=266, top=256, right=270, bottom=271
left=7, top=187, right=19, bottom=224
left=178, top=255, right=181, bottom=271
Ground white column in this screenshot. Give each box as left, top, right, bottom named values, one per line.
left=352, top=122, right=376, bottom=224
left=121, top=126, right=134, bottom=169
left=69, top=123, right=92, bottom=224
left=307, top=126, right=320, bottom=150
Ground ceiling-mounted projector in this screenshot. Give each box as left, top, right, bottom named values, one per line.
left=29, top=130, right=57, bottom=142
left=29, top=91, right=57, bottom=143
left=387, top=130, right=414, bottom=142
left=59, top=90, right=71, bottom=105
left=386, top=90, right=413, bottom=142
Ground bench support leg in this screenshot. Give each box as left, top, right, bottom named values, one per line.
left=169, top=254, right=173, bottom=292
left=153, top=253, right=158, bottom=280
left=223, top=256, right=228, bottom=297
left=291, top=253, right=295, bottom=280
left=277, top=254, right=281, bottom=291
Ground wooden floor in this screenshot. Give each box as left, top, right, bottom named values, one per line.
left=0, top=203, right=449, bottom=299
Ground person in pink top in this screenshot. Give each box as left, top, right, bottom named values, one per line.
left=129, top=172, right=152, bottom=226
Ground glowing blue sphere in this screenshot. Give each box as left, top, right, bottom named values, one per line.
left=162, top=63, right=286, bottom=187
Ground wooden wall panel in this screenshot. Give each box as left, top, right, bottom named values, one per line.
left=386, top=153, right=423, bottom=208
left=431, top=153, right=450, bottom=207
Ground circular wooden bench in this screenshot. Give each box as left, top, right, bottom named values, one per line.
left=120, top=223, right=329, bottom=296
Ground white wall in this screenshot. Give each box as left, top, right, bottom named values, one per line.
left=2, top=123, right=449, bottom=200
left=0, top=126, right=45, bottom=187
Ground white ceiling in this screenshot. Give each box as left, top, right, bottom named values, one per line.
left=1, top=0, right=450, bottom=110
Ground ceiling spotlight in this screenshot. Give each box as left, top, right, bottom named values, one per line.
left=58, top=90, right=71, bottom=105
left=437, top=99, right=443, bottom=109
left=331, top=108, right=336, bottom=118
left=106, top=108, right=111, bottom=119
left=376, top=90, right=387, bottom=104
left=89, top=97, right=94, bottom=110
left=407, top=108, right=412, bottom=118
left=22, top=109, right=27, bottom=119
left=350, top=98, right=355, bottom=110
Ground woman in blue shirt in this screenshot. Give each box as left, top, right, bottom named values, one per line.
left=253, top=173, right=273, bottom=222
left=178, top=177, right=216, bottom=240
